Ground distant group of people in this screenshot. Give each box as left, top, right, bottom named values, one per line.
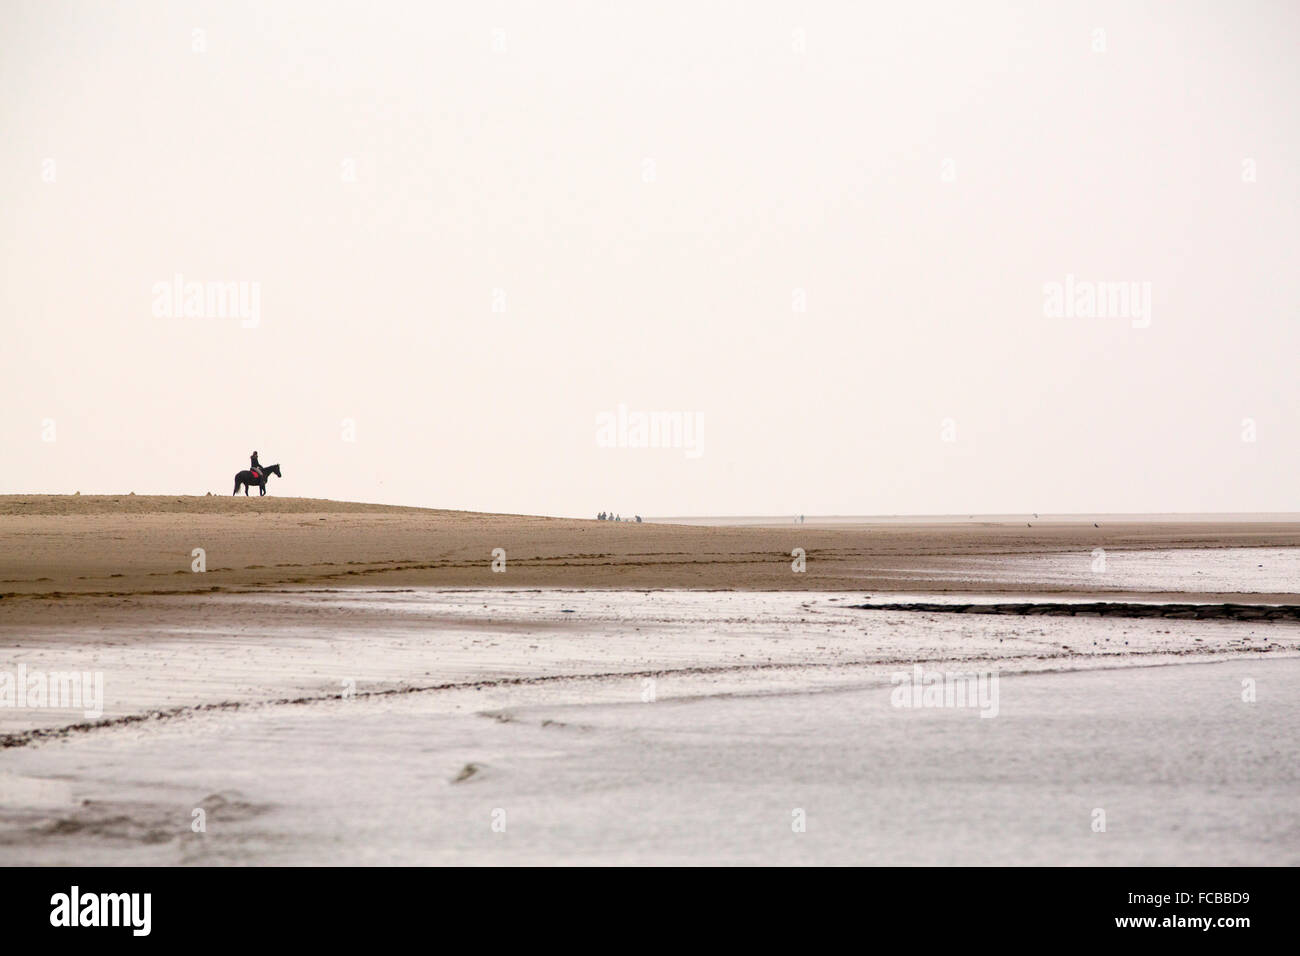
left=598, top=512, right=641, bottom=523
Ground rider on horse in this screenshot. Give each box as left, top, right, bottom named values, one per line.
left=250, top=450, right=263, bottom=479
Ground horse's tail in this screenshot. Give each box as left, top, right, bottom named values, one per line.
left=233, top=475, right=241, bottom=495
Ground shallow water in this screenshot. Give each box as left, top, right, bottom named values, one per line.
left=861, top=547, right=1300, bottom=594
left=1, top=589, right=1297, bottom=865
left=1, top=656, right=1295, bottom=865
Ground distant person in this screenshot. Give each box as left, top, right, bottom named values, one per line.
left=598, top=511, right=606, bottom=520
left=249, top=450, right=263, bottom=478
left=635, top=515, right=642, bottom=523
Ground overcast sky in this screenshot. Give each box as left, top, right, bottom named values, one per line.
left=3, top=1, right=1297, bottom=516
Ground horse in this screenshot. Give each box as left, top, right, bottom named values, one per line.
left=233, top=463, right=282, bottom=496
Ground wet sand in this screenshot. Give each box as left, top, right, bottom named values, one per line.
left=0, top=589, right=1296, bottom=865
left=3, top=586, right=1294, bottom=741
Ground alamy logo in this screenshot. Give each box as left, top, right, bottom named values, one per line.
left=152, top=273, right=261, bottom=328
left=890, top=664, right=999, bottom=718
left=596, top=404, right=704, bottom=459
left=1043, top=274, right=1151, bottom=328
left=50, top=886, right=151, bottom=936
left=0, top=665, right=103, bottom=718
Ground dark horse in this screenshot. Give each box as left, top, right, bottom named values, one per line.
left=233, top=463, right=281, bottom=496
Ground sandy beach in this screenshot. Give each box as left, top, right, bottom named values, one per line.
left=1, top=497, right=1298, bottom=864
left=4, top=495, right=1299, bottom=608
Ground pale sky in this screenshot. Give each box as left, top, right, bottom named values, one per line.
left=3, top=0, right=1297, bottom=517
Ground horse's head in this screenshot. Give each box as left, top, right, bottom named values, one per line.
left=266, top=464, right=282, bottom=477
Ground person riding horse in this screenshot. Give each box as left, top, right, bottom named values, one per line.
left=234, top=456, right=281, bottom=495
